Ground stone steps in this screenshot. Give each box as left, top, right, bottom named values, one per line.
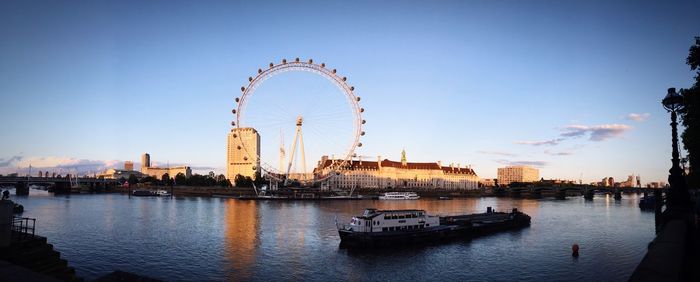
left=1, top=233, right=82, bottom=281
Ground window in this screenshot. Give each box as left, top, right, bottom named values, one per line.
left=382, top=227, right=388, bottom=232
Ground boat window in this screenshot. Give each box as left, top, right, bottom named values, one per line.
left=382, top=227, right=388, bottom=232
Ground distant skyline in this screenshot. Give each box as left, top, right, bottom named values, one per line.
left=1, top=0, right=699, bottom=183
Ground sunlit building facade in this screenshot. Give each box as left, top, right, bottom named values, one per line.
left=140, top=153, right=192, bottom=179
left=227, top=127, right=260, bottom=180
left=314, top=150, right=479, bottom=190
left=497, top=165, right=539, bottom=186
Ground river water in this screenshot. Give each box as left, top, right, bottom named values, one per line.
left=10, top=190, right=654, bottom=281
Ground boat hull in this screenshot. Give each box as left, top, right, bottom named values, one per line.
left=339, top=212, right=531, bottom=248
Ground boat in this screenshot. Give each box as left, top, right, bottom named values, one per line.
left=378, top=192, right=420, bottom=200
left=337, top=207, right=531, bottom=248
left=438, top=196, right=452, bottom=200
left=131, top=190, right=156, bottom=196
left=156, top=190, right=172, bottom=197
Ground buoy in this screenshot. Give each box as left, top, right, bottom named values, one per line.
left=572, top=244, right=579, bottom=257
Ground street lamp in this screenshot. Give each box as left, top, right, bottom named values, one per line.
left=662, top=87, right=690, bottom=210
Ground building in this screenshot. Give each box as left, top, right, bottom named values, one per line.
left=497, top=166, right=539, bottom=186
left=227, top=127, right=261, bottom=180
left=140, top=153, right=192, bottom=179
left=313, top=150, right=479, bottom=190
left=97, top=169, right=145, bottom=180
left=124, top=161, right=134, bottom=171
left=479, top=178, right=496, bottom=187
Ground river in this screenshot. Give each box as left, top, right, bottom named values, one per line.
left=9, top=190, right=654, bottom=281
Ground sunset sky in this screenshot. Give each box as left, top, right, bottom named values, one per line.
left=1, top=0, right=699, bottom=183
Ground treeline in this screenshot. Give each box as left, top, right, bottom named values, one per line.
left=124, top=173, right=231, bottom=187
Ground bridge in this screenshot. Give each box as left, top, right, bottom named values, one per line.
left=491, top=185, right=661, bottom=200
left=0, top=176, right=119, bottom=195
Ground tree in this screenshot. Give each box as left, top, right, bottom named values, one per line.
left=234, top=174, right=253, bottom=187
left=127, top=174, right=139, bottom=186
left=175, top=173, right=187, bottom=186
left=680, top=37, right=700, bottom=187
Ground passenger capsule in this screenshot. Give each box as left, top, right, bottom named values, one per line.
left=231, top=109, right=236, bottom=114
left=231, top=121, right=236, bottom=126
left=232, top=134, right=237, bottom=138
left=269, top=62, right=274, bottom=68
left=237, top=145, right=241, bottom=150
left=252, top=166, right=257, bottom=170
left=295, top=57, right=300, bottom=62
left=282, top=59, right=287, bottom=64
left=350, top=86, right=355, bottom=91
left=356, top=97, right=361, bottom=102
left=235, top=97, right=240, bottom=102
left=360, top=108, right=364, bottom=113
left=248, top=77, right=253, bottom=82
left=361, top=131, right=365, bottom=136
left=342, top=77, right=347, bottom=81
left=308, top=59, right=313, bottom=64
left=321, top=63, right=325, bottom=68
left=244, top=156, right=248, bottom=161
left=357, top=143, right=363, bottom=147
left=241, top=86, right=245, bottom=92
left=258, top=68, right=262, bottom=74
left=332, top=69, right=337, bottom=74
left=362, top=119, right=366, bottom=124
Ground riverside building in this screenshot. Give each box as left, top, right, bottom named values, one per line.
left=313, top=150, right=479, bottom=190
left=140, top=153, right=192, bottom=179
left=227, top=127, right=261, bottom=180
left=497, top=165, right=539, bottom=186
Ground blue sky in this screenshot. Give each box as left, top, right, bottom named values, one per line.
left=1, top=0, right=698, bottom=183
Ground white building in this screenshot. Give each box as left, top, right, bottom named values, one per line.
left=314, top=150, right=479, bottom=190
left=227, top=127, right=260, bottom=180
left=497, top=166, right=539, bottom=186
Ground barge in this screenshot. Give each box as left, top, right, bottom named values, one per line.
left=337, top=207, right=530, bottom=248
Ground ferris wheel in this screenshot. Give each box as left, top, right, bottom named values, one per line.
left=232, top=58, right=365, bottom=184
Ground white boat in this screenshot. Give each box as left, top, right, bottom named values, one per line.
left=156, top=190, right=171, bottom=197
left=378, top=192, right=420, bottom=200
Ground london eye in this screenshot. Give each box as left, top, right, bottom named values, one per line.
left=232, top=58, right=365, bottom=185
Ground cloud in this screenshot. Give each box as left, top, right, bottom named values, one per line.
left=0, top=156, right=124, bottom=175
left=477, top=150, right=518, bottom=157
left=626, top=113, right=650, bottom=122
left=514, top=138, right=564, bottom=146
left=496, top=159, right=548, bottom=168
left=544, top=150, right=573, bottom=156
left=561, top=124, right=631, bottom=141
left=0, top=156, right=23, bottom=167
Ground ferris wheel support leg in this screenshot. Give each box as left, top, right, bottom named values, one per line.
left=285, top=125, right=301, bottom=185
left=300, top=128, right=307, bottom=182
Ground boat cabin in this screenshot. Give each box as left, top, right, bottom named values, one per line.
left=346, top=208, right=440, bottom=233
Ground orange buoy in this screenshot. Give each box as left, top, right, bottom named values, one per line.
left=572, top=244, right=579, bottom=257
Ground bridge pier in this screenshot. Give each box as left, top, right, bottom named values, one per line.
left=53, top=182, right=71, bottom=194
left=555, top=188, right=566, bottom=200
left=528, top=187, right=542, bottom=199
left=613, top=189, right=622, bottom=200
left=583, top=188, right=594, bottom=200
left=15, top=181, right=29, bottom=196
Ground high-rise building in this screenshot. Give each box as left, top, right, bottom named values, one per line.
left=141, top=153, right=151, bottom=173
left=497, top=166, right=539, bottom=186
left=124, top=161, right=134, bottom=171
left=227, top=127, right=261, bottom=180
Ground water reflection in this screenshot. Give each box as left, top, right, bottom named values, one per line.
left=224, top=199, right=258, bottom=280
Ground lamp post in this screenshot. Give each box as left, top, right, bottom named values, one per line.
left=662, top=87, right=690, bottom=211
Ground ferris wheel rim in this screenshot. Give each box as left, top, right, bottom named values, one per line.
left=232, top=58, right=364, bottom=183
